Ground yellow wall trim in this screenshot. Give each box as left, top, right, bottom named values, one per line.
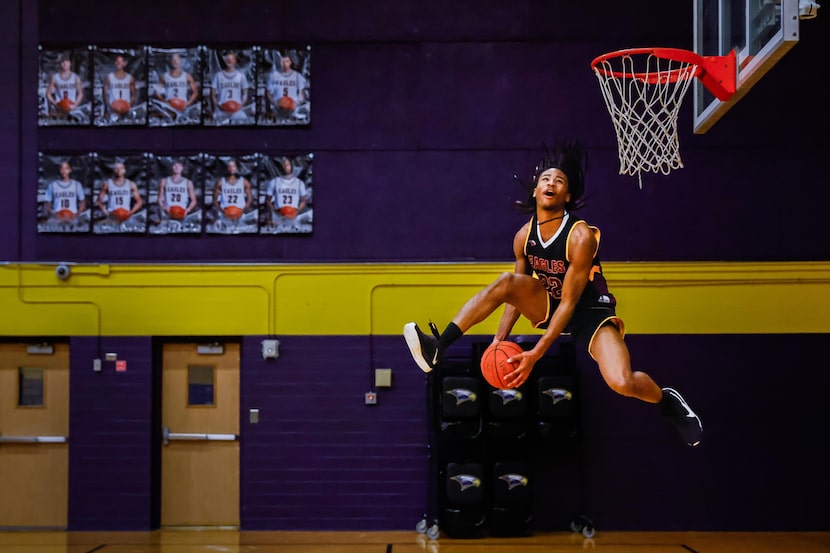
left=1, top=261, right=828, bottom=336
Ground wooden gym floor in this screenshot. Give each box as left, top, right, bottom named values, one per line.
left=0, top=530, right=828, bottom=553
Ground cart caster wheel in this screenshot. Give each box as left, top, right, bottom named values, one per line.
left=570, top=515, right=595, bottom=538
left=416, top=518, right=428, bottom=534
left=427, top=524, right=440, bottom=540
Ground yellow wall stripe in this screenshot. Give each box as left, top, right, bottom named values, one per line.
left=1, top=261, right=828, bottom=337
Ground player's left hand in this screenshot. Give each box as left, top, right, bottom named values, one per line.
left=502, top=349, right=541, bottom=388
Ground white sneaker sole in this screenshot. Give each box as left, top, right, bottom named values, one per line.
left=403, top=322, right=433, bottom=373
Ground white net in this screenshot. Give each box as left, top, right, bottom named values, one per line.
left=593, top=51, right=699, bottom=187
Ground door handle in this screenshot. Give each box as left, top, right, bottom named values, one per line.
left=162, top=426, right=238, bottom=446
left=0, top=433, right=67, bottom=444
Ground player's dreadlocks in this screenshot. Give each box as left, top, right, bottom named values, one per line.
left=514, top=140, right=589, bottom=214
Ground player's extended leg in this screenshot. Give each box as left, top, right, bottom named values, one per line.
left=590, top=324, right=703, bottom=447
left=404, top=273, right=547, bottom=373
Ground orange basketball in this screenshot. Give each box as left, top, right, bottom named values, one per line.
left=224, top=205, right=243, bottom=220
left=276, top=95, right=296, bottom=111
left=56, top=209, right=75, bottom=221
left=57, top=98, right=74, bottom=112
left=168, top=97, right=186, bottom=111
left=112, top=207, right=130, bottom=221
left=111, top=99, right=130, bottom=114
left=221, top=100, right=241, bottom=113
left=480, top=340, right=524, bottom=389
left=279, top=206, right=297, bottom=218
left=169, top=205, right=186, bottom=220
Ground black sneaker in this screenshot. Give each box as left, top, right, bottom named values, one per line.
left=403, top=321, right=441, bottom=373
left=660, top=387, right=703, bottom=447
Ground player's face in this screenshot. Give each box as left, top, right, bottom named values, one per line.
left=225, top=54, right=237, bottom=69
left=170, top=54, right=181, bottom=69
left=282, top=158, right=293, bottom=174
left=114, top=163, right=126, bottom=177
left=280, top=56, right=292, bottom=72
left=534, top=168, right=570, bottom=209
left=60, top=162, right=72, bottom=178
left=172, top=162, right=183, bottom=175
left=60, top=58, right=71, bottom=71
left=115, top=56, right=127, bottom=70
left=227, top=161, right=238, bottom=174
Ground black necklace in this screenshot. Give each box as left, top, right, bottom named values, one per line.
left=537, top=215, right=564, bottom=225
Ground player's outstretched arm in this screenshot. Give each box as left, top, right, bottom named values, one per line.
left=532, top=221, right=596, bottom=358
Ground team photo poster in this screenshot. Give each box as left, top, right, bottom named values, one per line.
left=37, top=152, right=314, bottom=236
left=38, top=45, right=311, bottom=128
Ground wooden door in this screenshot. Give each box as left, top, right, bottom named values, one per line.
left=0, top=343, right=69, bottom=528
left=161, top=343, right=240, bottom=527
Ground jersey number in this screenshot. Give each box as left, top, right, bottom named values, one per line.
left=544, top=276, right=563, bottom=300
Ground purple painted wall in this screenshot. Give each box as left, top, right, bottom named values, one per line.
left=68, top=336, right=155, bottom=530
left=1, top=0, right=824, bottom=262
left=0, top=1, right=22, bottom=260
left=240, top=335, right=428, bottom=529
left=580, top=333, right=830, bottom=531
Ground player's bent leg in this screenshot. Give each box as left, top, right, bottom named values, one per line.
left=590, top=326, right=662, bottom=403
left=453, top=273, right=548, bottom=332
left=590, top=325, right=703, bottom=446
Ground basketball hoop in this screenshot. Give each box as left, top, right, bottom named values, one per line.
left=591, top=47, right=736, bottom=187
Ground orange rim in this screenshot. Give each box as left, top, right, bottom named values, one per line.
left=591, top=47, right=704, bottom=83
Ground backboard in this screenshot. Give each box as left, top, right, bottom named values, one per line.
left=693, top=0, right=812, bottom=134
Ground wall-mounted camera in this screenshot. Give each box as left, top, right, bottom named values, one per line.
left=55, top=263, right=71, bottom=281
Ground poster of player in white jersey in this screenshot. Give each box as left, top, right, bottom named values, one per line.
left=203, top=154, right=258, bottom=234
left=37, top=153, right=92, bottom=233
left=92, top=46, right=148, bottom=127
left=258, top=153, right=313, bottom=235
left=147, top=154, right=203, bottom=235
left=92, top=153, right=148, bottom=234
left=148, top=46, right=203, bottom=127
left=257, top=46, right=311, bottom=127
left=38, top=46, right=92, bottom=127
left=204, top=47, right=256, bottom=127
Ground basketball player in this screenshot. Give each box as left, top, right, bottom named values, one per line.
left=211, top=51, right=248, bottom=116
left=212, top=159, right=252, bottom=220
left=156, top=52, right=199, bottom=110
left=158, top=160, right=197, bottom=219
left=46, top=55, right=84, bottom=113
left=104, top=54, right=136, bottom=115
left=403, top=142, right=703, bottom=447
left=265, top=157, right=308, bottom=222
left=43, top=161, right=86, bottom=221
left=97, top=161, right=143, bottom=220
left=266, top=54, right=308, bottom=117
